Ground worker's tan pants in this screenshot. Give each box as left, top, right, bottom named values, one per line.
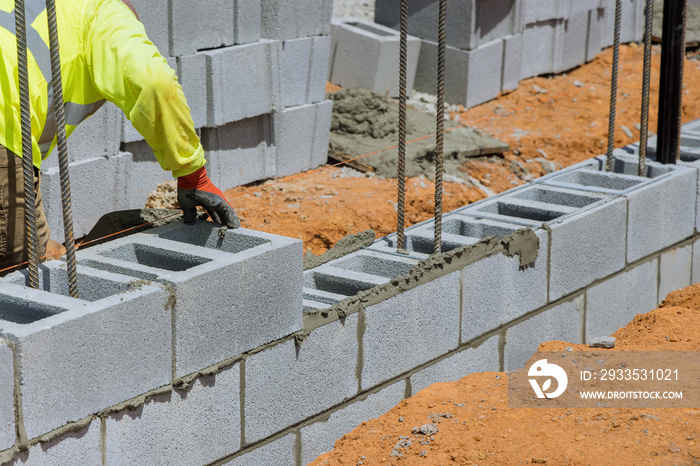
left=0, top=146, right=50, bottom=275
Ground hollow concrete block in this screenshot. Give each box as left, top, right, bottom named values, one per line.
left=361, top=271, right=461, bottom=390
left=504, top=294, right=584, bottom=371
left=559, top=11, right=590, bottom=72
left=659, top=244, right=692, bottom=302
left=585, top=258, right=658, bottom=342
left=520, top=0, right=570, bottom=24
left=309, top=36, right=331, bottom=104
left=41, top=152, right=131, bottom=243
left=120, top=145, right=172, bottom=209
left=204, top=40, right=282, bottom=127
left=502, top=34, right=522, bottom=93
left=0, top=339, right=14, bottom=452
left=693, top=237, right=700, bottom=286
left=548, top=196, right=627, bottom=301
left=0, top=262, right=172, bottom=440
left=79, top=223, right=303, bottom=378
left=177, top=52, right=208, bottom=129
left=244, top=314, right=359, bottom=443
left=261, top=0, right=333, bottom=41
left=300, top=380, right=405, bottom=465
left=234, top=0, right=262, bottom=45
left=275, top=101, right=333, bottom=177
left=330, top=19, right=420, bottom=98
left=586, top=7, right=606, bottom=61
left=280, top=37, right=313, bottom=108
left=520, top=19, right=563, bottom=80
left=225, top=433, right=296, bottom=466
left=170, top=0, right=234, bottom=56
left=311, top=100, right=333, bottom=169
left=6, top=419, right=102, bottom=466
left=409, top=335, right=500, bottom=394
left=105, top=364, right=241, bottom=465
left=603, top=0, right=644, bottom=46
left=415, top=38, right=502, bottom=109
left=461, top=227, right=549, bottom=343
left=127, top=0, right=170, bottom=56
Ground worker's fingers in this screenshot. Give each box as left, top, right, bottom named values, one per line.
left=177, top=189, right=199, bottom=225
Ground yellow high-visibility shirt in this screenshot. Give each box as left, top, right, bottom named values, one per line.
left=0, top=0, right=205, bottom=178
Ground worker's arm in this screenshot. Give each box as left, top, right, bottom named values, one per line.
left=84, top=0, right=203, bottom=178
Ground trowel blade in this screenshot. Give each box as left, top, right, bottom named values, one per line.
left=81, top=209, right=183, bottom=248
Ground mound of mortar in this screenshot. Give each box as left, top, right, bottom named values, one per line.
left=327, top=88, right=509, bottom=179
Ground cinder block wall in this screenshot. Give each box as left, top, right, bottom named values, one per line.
left=3, top=118, right=700, bottom=464
left=41, top=0, right=334, bottom=242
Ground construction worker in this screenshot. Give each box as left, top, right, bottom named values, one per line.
left=0, top=0, right=240, bottom=273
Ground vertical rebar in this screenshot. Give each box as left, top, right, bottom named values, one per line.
left=434, top=0, right=446, bottom=254
left=45, top=0, right=78, bottom=298
left=397, top=0, right=408, bottom=252
left=15, top=0, right=39, bottom=288
left=656, top=0, right=687, bottom=164
left=606, top=0, right=623, bottom=172
left=639, top=0, right=654, bottom=177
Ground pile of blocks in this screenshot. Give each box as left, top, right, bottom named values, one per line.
left=329, top=0, right=644, bottom=107
left=40, top=0, right=335, bottom=242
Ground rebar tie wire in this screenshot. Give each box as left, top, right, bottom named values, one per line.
left=606, top=0, right=623, bottom=172
left=397, top=0, right=408, bottom=253
left=639, top=0, right=654, bottom=177
left=15, top=0, right=40, bottom=288
left=434, top=0, right=446, bottom=254
left=45, top=0, right=79, bottom=298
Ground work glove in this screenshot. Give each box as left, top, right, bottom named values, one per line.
left=177, top=167, right=241, bottom=229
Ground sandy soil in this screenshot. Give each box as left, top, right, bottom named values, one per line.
left=308, top=285, right=700, bottom=465
left=216, top=44, right=700, bottom=255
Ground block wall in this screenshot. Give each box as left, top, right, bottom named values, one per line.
left=3, top=114, right=700, bottom=464
left=41, top=0, right=334, bottom=242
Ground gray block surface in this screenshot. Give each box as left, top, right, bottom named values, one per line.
left=281, top=37, right=313, bottom=108
left=0, top=340, right=14, bottom=451
left=234, top=0, right=262, bottom=45
left=225, top=434, right=296, bottom=466
left=128, top=0, right=170, bottom=55
left=585, top=259, right=658, bottom=342
left=245, top=314, right=359, bottom=443
left=170, top=0, right=235, bottom=56
left=121, top=145, right=172, bottom=209
left=300, top=380, right=405, bottom=465
left=6, top=419, right=101, bottom=466
left=549, top=197, right=627, bottom=301
left=261, top=0, right=333, bottom=40
left=410, top=335, right=500, bottom=394
left=275, top=101, right=333, bottom=177
left=659, top=244, right=692, bottom=302
left=105, top=364, right=241, bottom=465
left=362, top=272, right=461, bottom=389
left=520, top=20, right=562, bottom=80
left=177, top=52, right=208, bottom=129
left=309, top=36, right=332, bottom=104
left=502, top=34, right=522, bottom=93
left=504, top=295, right=584, bottom=371
left=559, top=11, right=589, bottom=72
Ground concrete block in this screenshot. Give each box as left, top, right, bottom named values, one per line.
left=304, top=265, right=391, bottom=305
left=502, top=34, right=522, bottom=93
left=504, top=295, right=584, bottom=371
left=105, top=363, right=241, bottom=465
left=330, top=19, right=420, bottom=98
left=275, top=101, right=333, bottom=177
left=559, top=11, right=590, bottom=72
left=311, top=100, right=333, bottom=168
left=375, top=0, right=519, bottom=51
left=170, top=0, right=234, bottom=56
left=520, top=19, right=563, bottom=80
left=281, top=37, right=313, bottom=108
left=120, top=144, right=172, bottom=209
left=225, top=434, right=295, bottom=466
left=300, top=380, right=405, bottom=465
left=79, top=223, right=303, bottom=377
left=415, top=38, right=503, bottom=108
left=6, top=419, right=101, bottom=465
left=261, top=0, right=333, bottom=41
left=177, top=52, right=208, bottom=129
left=0, top=262, right=171, bottom=439
left=128, top=0, right=170, bottom=56
left=520, top=0, right=569, bottom=24
left=543, top=167, right=649, bottom=194
left=0, top=340, right=14, bottom=451
left=693, top=237, right=700, bottom=285
left=324, top=249, right=417, bottom=279
left=244, top=314, right=359, bottom=443
left=603, top=0, right=644, bottom=46
left=234, top=0, right=262, bottom=45
left=201, top=114, right=274, bottom=190
left=461, top=228, right=548, bottom=342
left=586, top=8, right=606, bottom=61
left=41, top=152, right=131, bottom=243
left=66, top=102, right=121, bottom=162
left=585, top=258, right=658, bottom=341
left=362, top=272, right=461, bottom=390
left=659, top=244, right=693, bottom=302
left=410, top=335, right=500, bottom=394
left=549, top=197, right=627, bottom=301
left=204, top=40, right=282, bottom=127
left=309, top=36, right=331, bottom=104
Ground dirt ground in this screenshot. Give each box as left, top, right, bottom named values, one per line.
left=308, top=285, right=700, bottom=465
left=218, top=44, right=700, bottom=255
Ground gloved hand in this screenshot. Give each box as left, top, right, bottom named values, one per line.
left=177, top=167, right=241, bottom=229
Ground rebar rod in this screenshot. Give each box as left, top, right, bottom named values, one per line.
left=639, top=0, right=654, bottom=176
left=45, top=0, right=78, bottom=298
left=606, top=0, right=623, bottom=172
left=397, top=0, right=408, bottom=252
left=434, top=0, right=446, bottom=254
left=15, top=0, right=39, bottom=288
